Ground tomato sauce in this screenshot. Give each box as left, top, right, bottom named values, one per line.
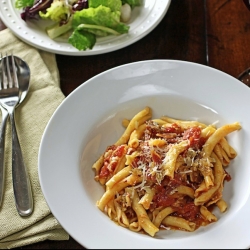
left=183, top=126, right=206, bottom=149
left=99, top=145, right=126, bottom=178
left=150, top=173, right=207, bottom=227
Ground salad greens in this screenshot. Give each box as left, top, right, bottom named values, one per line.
left=14, top=0, right=141, bottom=51
left=122, top=0, right=141, bottom=8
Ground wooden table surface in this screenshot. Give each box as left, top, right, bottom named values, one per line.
left=1, top=0, right=250, bottom=249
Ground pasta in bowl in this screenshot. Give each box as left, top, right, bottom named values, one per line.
left=38, top=60, right=250, bottom=248
left=93, top=106, right=241, bottom=237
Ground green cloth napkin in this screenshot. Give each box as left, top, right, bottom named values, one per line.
left=0, top=29, right=69, bottom=249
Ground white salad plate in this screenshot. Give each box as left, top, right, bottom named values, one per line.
left=38, top=60, right=250, bottom=249
left=0, top=0, right=171, bottom=56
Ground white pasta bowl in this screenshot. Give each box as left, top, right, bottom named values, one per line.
left=38, top=60, right=250, bottom=249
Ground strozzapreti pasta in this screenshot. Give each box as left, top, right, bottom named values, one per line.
left=92, top=107, right=241, bottom=237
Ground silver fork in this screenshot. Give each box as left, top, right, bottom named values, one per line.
left=0, top=53, right=33, bottom=216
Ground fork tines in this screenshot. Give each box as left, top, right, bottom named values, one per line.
left=0, top=53, right=18, bottom=89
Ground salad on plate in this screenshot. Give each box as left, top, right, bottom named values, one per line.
left=14, top=0, right=141, bottom=51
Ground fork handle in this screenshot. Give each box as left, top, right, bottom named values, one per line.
left=0, top=106, right=8, bottom=207
left=10, top=111, right=33, bottom=216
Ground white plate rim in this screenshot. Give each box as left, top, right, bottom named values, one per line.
left=38, top=59, right=250, bottom=249
left=0, top=0, right=171, bottom=56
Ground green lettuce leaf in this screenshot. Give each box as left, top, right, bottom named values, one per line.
left=122, top=0, right=141, bottom=8
left=74, top=23, right=120, bottom=37
left=39, top=0, right=70, bottom=22
left=46, top=18, right=73, bottom=39
left=72, top=5, right=129, bottom=34
left=68, top=29, right=96, bottom=51
left=88, top=0, right=122, bottom=12
left=15, top=0, right=34, bottom=9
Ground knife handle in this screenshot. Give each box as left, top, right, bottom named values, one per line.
left=11, top=110, right=33, bottom=216
left=0, top=105, right=8, bottom=207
